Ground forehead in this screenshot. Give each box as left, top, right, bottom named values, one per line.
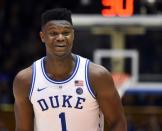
left=43, top=20, right=73, bottom=30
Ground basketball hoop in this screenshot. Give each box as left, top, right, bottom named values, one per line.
left=112, top=73, right=131, bottom=97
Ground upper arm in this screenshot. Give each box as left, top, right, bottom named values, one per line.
left=89, top=63, right=127, bottom=130
left=13, top=67, right=34, bottom=131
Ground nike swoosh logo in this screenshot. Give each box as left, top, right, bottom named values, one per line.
left=37, top=87, right=48, bottom=92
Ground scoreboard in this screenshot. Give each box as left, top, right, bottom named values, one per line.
left=101, top=0, right=134, bottom=16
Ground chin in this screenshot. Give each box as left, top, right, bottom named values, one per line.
left=54, top=52, right=71, bottom=58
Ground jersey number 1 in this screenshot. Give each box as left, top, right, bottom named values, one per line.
left=59, top=112, right=67, bottom=131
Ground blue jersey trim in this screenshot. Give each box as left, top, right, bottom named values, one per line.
left=85, top=60, right=96, bottom=99
left=29, top=62, right=36, bottom=100
left=41, top=55, right=80, bottom=84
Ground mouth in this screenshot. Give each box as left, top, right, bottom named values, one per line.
left=55, top=43, right=66, bottom=47
left=56, top=44, right=65, bottom=47
left=54, top=43, right=67, bottom=52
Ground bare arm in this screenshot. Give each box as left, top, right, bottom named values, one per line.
left=13, top=67, right=34, bottom=131
left=89, top=63, right=127, bottom=131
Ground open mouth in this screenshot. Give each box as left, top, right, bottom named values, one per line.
left=55, top=43, right=66, bottom=47
left=56, top=45, right=65, bottom=47
left=54, top=44, right=66, bottom=51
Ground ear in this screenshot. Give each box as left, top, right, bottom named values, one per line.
left=40, top=31, right=45, bottom=43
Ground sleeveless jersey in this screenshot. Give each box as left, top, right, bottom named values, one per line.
left=29, top=55, right=104, bottom=131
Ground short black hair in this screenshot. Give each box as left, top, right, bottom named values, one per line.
left=41, top=8, right=73, bottom=27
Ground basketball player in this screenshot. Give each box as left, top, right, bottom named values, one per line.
left=13, top=8, right=127, bottom=131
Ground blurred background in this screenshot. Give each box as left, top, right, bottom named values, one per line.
left=0, top=0, right=162, bottom=130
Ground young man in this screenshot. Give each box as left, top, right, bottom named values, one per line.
left=13, top=8, right=127, bottom=131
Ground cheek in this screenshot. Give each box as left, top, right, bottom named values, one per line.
left=44, top=37, right=54, bottom=48
left=69, top=33, right=74, bottom=43
left=72, top=33, right=74, bottom=41
left=45, top=36, right=54, bottom=43
left=68, top=37, right=74, bottom=46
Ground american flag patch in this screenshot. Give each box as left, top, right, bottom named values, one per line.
left=75, top=80, right=83, bottom=86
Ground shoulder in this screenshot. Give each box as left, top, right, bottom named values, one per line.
left=13, top=66, right=33, bottom=100
left=89, top=61, right=112, bottom=80
left=14, top=66, right=33, bottom=87
left=88, top=62, right=115, bottom=95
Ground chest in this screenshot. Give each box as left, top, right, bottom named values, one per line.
left=31, top=80, right=94, bottom=112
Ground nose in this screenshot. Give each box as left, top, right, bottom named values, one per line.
left=56, top=33, right=65, bottom=42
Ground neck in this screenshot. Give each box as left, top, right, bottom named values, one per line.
left=44, top=53, right=76, bottom=80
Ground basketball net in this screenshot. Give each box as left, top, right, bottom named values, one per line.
left=112, top=73, right=131, bottom=98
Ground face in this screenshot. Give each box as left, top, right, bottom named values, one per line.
left=40, top=20, right=74, bottom=57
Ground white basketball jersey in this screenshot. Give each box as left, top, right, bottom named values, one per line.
left=29, top=55, right=104, bottom=131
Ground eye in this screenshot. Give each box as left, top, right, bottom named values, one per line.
left=62, top=31, right=71, bottom=36
left=48, top=32, right=59, bottom=36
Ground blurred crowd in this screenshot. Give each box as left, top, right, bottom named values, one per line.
left=123, top=91, right=162, bottom=131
